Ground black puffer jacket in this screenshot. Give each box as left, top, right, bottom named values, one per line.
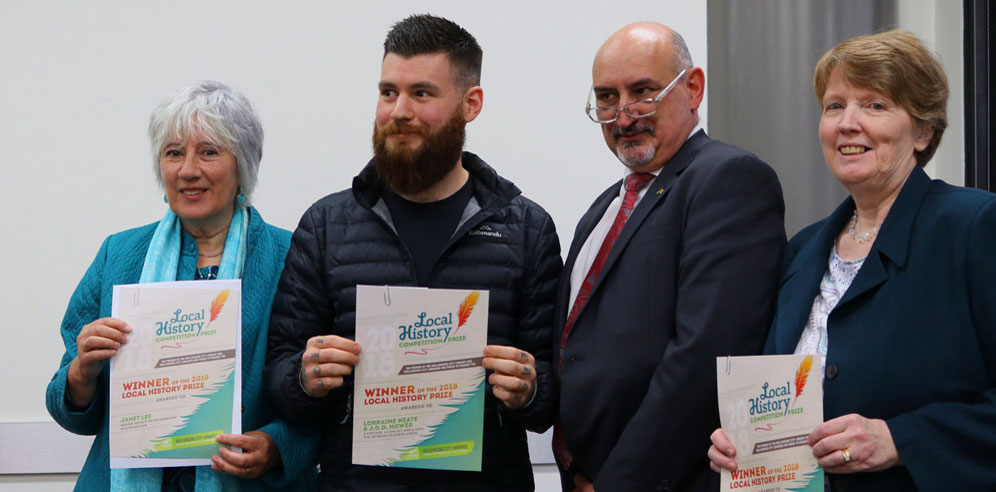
left=264, top=152, right=562, bottom=492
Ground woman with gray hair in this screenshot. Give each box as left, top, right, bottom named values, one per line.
left=46, top=81, right=318, bottom=491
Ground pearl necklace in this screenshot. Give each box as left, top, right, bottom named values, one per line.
left=847, top=210, right=880, bottom=243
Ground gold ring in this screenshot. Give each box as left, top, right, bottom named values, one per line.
left=841, top=448, right=852, bottom=463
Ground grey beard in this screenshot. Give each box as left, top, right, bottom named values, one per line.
left=616, top=144, right=656, bottom=168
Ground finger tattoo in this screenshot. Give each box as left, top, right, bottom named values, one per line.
left=521, top=366, right=531, bottom=376
left=521, top=381, right=529, bottom=391
left=519, top=351, right=529, bottom=362
left=316, top=379, right=325, bottom=390
left=316, top=337, right=324, bottom=345
left=311, top=350, right=320, bottom=359
left=313, top=365, right=321, bottom=376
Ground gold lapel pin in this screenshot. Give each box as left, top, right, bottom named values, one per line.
left=656, top=188, right=664, bottom=195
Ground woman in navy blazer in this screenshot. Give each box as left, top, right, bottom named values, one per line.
left=709, top=30, right=996, bottom=491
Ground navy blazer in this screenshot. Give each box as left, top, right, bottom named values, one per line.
left=556, top=131, right=786, bottom=492
left=765, top=166, right=996, bottom=491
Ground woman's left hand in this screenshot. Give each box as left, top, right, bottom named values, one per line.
left=808, top=414, right=903, bottom=473
left=212, top=430, right=281, bottom=479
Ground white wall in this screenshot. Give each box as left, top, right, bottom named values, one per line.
left=0, top=1, right=706, bottom=488
left=897, top=0, right=965, bottom=185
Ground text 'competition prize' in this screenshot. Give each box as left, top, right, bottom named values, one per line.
left=110, top=279, right=242, bottom=468
left=353, top=285, right=488, bottom=471
left=717, top=354, right=823, bottom=492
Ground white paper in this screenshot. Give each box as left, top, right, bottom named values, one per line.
left=353, top=285, right=488, bottom=471
left=109, top=279, right=242, bottom=469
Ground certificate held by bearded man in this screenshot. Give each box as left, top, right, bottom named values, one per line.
left=353, top=285, right=488, bottom=472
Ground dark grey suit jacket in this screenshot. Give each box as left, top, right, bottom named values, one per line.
left=555, top=131, right=785, bottom=492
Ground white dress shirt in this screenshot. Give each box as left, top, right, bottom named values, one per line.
left=567, top=167, right=661, bottom=309
left=567, top=127, right=700, bottom=310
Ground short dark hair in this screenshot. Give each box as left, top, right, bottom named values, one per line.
left=383, top=14, right=482, bottom=90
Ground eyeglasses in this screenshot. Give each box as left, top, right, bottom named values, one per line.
left=585, top=69, right=688, bottom=124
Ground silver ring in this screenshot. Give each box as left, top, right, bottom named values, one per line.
left=841, top=448, right=852, bottom=463
left=245, top=466, right=251, bottom=474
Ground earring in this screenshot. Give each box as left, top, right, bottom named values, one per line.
left=237, top=193, right=246, bottom=204
left=163, top=194, right=168, bottom=204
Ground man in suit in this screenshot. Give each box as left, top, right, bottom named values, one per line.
left=554, top=22, right=786, bottom=492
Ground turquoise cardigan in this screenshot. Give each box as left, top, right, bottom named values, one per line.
left=46, top=207, right=318, bottom=491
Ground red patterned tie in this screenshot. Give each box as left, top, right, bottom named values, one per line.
left=552, top=172, right=655, bottom=470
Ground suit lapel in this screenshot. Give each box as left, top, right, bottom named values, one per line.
left=837, top=166, right=930, bottom=307
left=557, top=183, right=620, bottom=326
left=772, top=201, right=852, bottom=353
left=583, top=130, right=708, bottom=301
left=563, top=184, right=620, bottom=279
left=773, top=167, right=932, bottom=352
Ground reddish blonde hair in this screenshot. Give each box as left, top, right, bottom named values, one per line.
left=814, top=29, right=948, bottom=167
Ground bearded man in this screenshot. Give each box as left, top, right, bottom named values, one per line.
left=264, top=14, right=562, bottom=492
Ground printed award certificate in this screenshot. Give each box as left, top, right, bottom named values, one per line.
left=716, top=355, right=823, bottom=492
left=109, top=279, right=241, bottom=468
left=353, top=285, right=488, bottom=471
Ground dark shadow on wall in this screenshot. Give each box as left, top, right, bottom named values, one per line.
left=965, top=0, right=993, bottom=191
left=707, top=0, right=897, bottom=236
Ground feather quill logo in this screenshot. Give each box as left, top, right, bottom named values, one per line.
left=793, top=355, right=813, bottom=404
left=207, top=289, right=230, bottom=328
left=455, top=291, right=480, bottom=334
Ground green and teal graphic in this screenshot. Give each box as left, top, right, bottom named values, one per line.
left=388, top=377, right=484, bottom=471
left=141, top=365, right=234, bottom=460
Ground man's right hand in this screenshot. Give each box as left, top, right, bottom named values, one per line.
left=299, top=335, right=361, bottom=398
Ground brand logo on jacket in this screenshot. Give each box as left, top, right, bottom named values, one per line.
left=468, top=224, right=501, bottom=238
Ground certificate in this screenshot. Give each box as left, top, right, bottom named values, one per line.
left=109, top=279, right=242, bottom=468
left=716, top=355, right=823, bottom=492
left=353, top=285, right=488, bottom=471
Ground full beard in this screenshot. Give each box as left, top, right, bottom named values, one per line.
left=613, top=121, right=657, bottom=168
left=373, top=108, right=466, bottom=196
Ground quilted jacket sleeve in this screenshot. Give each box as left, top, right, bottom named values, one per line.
left=501, top=203, right=563, bottom=433
left=264, top=206, right=346, bottom=422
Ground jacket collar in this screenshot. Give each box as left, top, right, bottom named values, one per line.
left=771, top=166, right=932, bottom=352
left=784, top=165, right=931, bottom=279
left=561, top=130, right=710, bottom=321
left=565, top=130, right=708, bottom=269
